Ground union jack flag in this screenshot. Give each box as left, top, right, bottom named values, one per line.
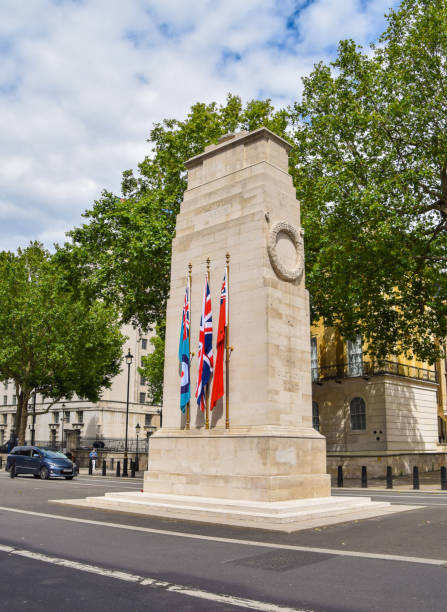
left=196, top=276, right=213, bottom=411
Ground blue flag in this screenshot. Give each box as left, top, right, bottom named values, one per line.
left=179, top=282, right=190, bottom=412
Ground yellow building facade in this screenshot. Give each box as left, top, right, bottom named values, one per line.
left=311, top=322, right=447, bottom=477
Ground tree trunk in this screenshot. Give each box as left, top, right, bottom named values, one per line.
left=17, top=390, right=31, bottom=445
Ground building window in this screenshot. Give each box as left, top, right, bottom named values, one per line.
left=3, top=395, right=6, bottom=406
left=4, top=381, right=7, bottom=390
left=139, top=392, right=146, bottom=404
left=50, top=430, right=56, bottom=446
left=347, top=335, right=363, bottom=377
left=140, top=375, right=147, bottom=386
left=12, top=395, right=16, bottom=405
left=2, top=413, right=7, bottom=425
left=350, top=397, right=366, bottom=431
left=312, top=401, right=320, bottom=431
left=310, top=337, right=318, bottom=382
left=64, top=410, right=70, bottom=423
left=53, top=411, right=59, bottom=424
left=142, top=338, right=148, bottom=350
left=145, top=414, right=152, bottom=427
left=77, top=411, right=83, bottom=424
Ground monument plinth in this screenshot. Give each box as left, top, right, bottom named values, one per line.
left=145, top=127, right=330, bottom=501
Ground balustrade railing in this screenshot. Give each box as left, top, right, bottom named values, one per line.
left=315, top=360, right=437, bottom=383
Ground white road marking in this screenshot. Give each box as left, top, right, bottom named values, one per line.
left=334, top=491, right=447, bottom=499
left=0, top=474, right=142, bottom=489
left=0, top=505, right=445, bottom=567
left=0, top=543, right=308, bottom=612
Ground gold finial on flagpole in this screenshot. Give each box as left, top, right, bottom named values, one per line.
left=186, top=263, right=192, bottom=430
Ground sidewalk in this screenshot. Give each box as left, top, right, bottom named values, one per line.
left=332, top=470, right=447, bottom=492
left=77, top=467, right=144, bottom=479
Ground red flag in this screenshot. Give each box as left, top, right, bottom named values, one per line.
left=210, top=270, right=227, bottom=410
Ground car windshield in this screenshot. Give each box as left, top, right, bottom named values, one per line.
left=41, top=450, right=67, bottom=459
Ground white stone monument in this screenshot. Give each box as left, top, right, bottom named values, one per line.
left=146, top=128, right=330, bottom=502
left=60, top=128, right=407, bottom=529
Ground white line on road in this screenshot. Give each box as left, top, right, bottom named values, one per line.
left=334, top=492, right=447, bottom=501
left=0, top=505, right=445, bottom=567
left=0, top=474, right=143, bottom=490
left=0, top=543, right=307, bottom=612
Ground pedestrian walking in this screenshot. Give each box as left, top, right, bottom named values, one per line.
left=89, top=448, right=98, bottom=471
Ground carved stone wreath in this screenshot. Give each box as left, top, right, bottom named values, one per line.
left=267, top=221, right=304, bottom=282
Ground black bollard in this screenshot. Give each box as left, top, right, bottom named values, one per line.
left=386, top=466, right=393, bottom=489
left=88, top=459, right=93, bottom=475
left=102, top=460, right=106, bottom=476
left=0, top=457, right=2, bottom=469
left=337, top=465, right=343, bottom=488
left=131, top=460, right=136, bottom=478
left=123, top=457, right=128, bottom=477
left=441, top=466, right=447, bottom=491
left=361, top=466, right=367, bottom=488
left=116, top=461, right=121, bottom=477
left=413, top=466, right=420, bottom=490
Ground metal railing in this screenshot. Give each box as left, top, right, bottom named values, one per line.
left=28, top=438, right=150, bottom=453
left=314, top=360, right=437, bottom=383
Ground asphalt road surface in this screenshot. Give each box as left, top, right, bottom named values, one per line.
left=1, top=471, right=447, bottom=612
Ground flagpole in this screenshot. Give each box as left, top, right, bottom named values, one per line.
left=186, top=263, right=192, bottom=430
left=225, top=253, right=230, bottom=429
left=205, top=257, right=211, bottom=430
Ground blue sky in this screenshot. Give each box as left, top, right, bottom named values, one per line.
left=0, top=0, right=398, bottom=251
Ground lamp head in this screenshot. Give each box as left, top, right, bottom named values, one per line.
left=125, top=348, right=134, bottom=365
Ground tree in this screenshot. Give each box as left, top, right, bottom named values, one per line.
left=290, top=0, right=447, bottom=363
left=62, top=95, right=289, bottom=332
left=139, top=321, right=165, bottom=405
left=62, top=95, right=289, bottom=395
left=0, top=242, right=125, bottom=444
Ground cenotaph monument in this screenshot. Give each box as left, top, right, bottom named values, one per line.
left=146, top=128, right=330, bottom=502
left=61, top=128, right=404, bottom=529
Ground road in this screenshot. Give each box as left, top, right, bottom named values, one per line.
left=1, top=471, right=447, bottom=612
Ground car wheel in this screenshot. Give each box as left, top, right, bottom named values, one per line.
left=65, top=476, right=74, bottom=480
left=40, top=466, right=50, bottom=480
left=9, top=464, right=15, bottom=478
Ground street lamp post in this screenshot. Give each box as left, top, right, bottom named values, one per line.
left=135, top=423, right=140, bottom=472
left=123, top=348, right=133, bottom=477
left=31, top=392, right=36, bottom=446
left=60, top=403, right=66, bottom=452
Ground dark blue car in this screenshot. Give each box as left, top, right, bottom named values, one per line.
left=6, top=446, right=76, bottom=480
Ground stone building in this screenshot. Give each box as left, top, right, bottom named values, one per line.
left=311, top=324, right=447, bottom=477
left=0, top=324, right=161, bottom=452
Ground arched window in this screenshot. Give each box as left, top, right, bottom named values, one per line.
left=350, top=397, right=366, bottom=430
left=312, top=401, right=320, bottom=431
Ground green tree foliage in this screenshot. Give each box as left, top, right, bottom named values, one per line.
left=63, top=95, right=289, bottom=332
left=62, top=95, right=289, bottom=395
left=138, top=321, right=165, bottom=405
left=290, top=0, right=447, bottom=362
left=0, top=243, right=125, bottom=444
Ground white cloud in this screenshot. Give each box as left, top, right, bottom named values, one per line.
left=0, top=0, right=398, bottom=251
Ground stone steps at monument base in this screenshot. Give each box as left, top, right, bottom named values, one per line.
left=52, top=492, right=416, bottom=532
left=102, top=491, right=388, bottom=519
